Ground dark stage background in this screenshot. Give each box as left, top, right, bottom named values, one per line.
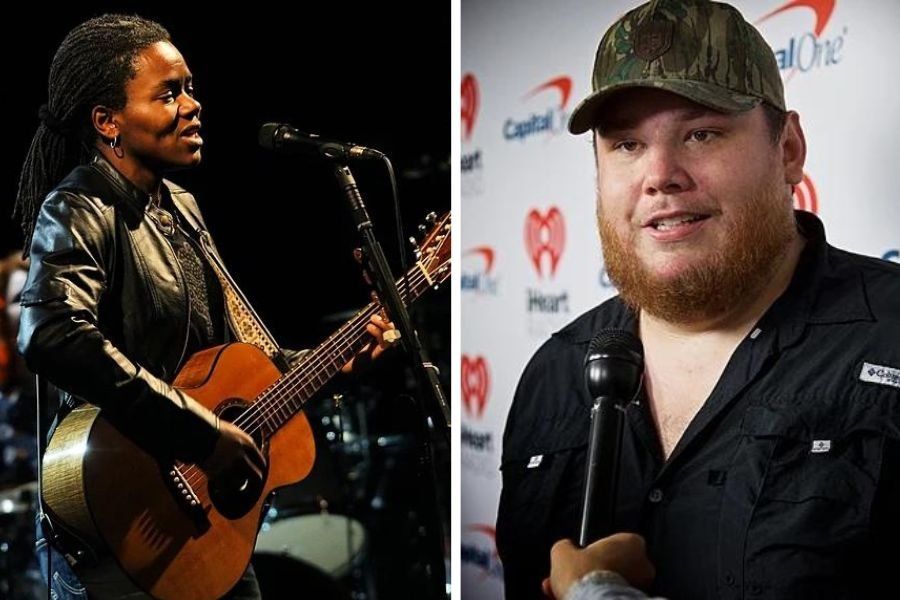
left=1, top=3, right=449, bottom=599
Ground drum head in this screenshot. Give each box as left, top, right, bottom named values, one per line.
left=255, top=513, right=366, bottom=578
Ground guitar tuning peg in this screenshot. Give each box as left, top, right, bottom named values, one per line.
left=425, top=211, right=437, bottom=224
left=352, top=248, right=364, bottom=263
left=408, top=236, right=418, bottom=248
left=418, top=223, right=427, bottom=234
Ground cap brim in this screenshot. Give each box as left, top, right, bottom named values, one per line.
left=567, top=79, right=762, bottom=134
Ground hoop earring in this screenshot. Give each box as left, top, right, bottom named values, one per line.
left=110, top=134, right=124, bottom=159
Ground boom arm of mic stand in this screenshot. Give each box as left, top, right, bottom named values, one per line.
left=332, top=164, right=450, bottom=431
left=334, top=163, right=449, bottom=599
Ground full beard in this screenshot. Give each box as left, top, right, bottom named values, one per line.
left=599, top=185, right=797, bottom=324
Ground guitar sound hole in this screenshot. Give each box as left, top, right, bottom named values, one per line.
left=209, top=401, right=268, bottom=520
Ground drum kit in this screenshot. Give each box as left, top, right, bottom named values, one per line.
left=250, top=298, right=450, bottom=599
left=250, top=386, right=419, bottom=599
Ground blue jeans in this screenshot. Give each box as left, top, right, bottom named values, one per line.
left=35, top=514, right=261, bottom=599
left=34, top=515, right=86, bottom=600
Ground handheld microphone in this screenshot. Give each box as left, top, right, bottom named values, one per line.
left=579, top=329, right=644, bottom=546
left=258, top=122, right=384, bottom=161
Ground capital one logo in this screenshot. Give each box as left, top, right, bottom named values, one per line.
left=462, top=73, right=479, bottom=142
left=504, top=76, right=573, bottom=142
left=524, top=76, right=572, bottom=109
left=792, top=172, right=818, bottom=214
left=755, top=0, right=844, bottom=79
left=525, top=207, right=566, bottom=278
left=466, top=246, right=495, bottom=274
left=758, top=0, right=835, bottom=37
left=462, top=355, right=490, bottom=418
left=462, top=246, right=499, bottom=294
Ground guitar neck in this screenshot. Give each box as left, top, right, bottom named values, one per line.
left=249, top=264, right=434, bottom=439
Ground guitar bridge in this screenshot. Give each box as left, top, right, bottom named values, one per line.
left=165, top=465, right=210, bottom=532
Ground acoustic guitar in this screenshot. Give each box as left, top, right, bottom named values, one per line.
left=40, top=212, right=450, bottom=599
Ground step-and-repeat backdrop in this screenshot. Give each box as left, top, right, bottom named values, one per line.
left=461, top=1, right=899, bottom=597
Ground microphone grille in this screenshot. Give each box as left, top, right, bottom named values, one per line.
left=586, top=329, right=643, bottom=359
left=258, top=122, right=280, bottom=150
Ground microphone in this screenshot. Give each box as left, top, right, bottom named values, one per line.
left=258, top=123, right=384, bottom=161
left=579, top=329, right=644, bottom=547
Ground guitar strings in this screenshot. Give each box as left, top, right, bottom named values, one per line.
left=178, top=256, right=447, bottom=491
left=178, top=218, right=449, bottom=493
left=179, top=265, right=437, bottom=492
left=237, top=271, right=427, bottom=431
left=235, top=220, right=449, bottom=438
left=177, top=270, right=424, bottom=494
left=233, top=257, right=444, bottom=436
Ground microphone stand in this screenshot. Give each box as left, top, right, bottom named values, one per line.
left=333, top=164, right=448, bottom=599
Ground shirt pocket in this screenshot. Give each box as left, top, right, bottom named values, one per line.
left=497, top=445, right=586, bottom=545
left=496, top=446, right=585, bottom=597
left=742, top=404, right=883, bottom=507
left=738, top=404, right=884, bottom=597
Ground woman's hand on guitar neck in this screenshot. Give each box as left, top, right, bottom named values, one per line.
left=341, top=313, right=399, bottom=374
left=200, top=420, right=266, bottom=489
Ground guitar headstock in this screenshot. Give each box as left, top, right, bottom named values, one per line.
left=412, top=211, right=451, bottom=289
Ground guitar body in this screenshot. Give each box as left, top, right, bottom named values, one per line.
left=41, top=342, right=315, bottom=600
left=40, top=211, right=452, bottom=599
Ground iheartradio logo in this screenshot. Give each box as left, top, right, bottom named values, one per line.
left=462, top=73, right=479, bottom=141
left=461, top=355, right=490, bottom=419
left=793, top=173, right=818, bottom=214
left=525, top=207, right=566, bottom=278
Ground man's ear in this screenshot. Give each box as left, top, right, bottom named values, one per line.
left=782, top=111, right=806, bottom=186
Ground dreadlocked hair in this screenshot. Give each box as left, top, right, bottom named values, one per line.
left=14, top=14, right=170, bottom=257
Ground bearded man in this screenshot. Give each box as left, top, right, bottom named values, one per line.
left=495, top=2, right=900, bottom=599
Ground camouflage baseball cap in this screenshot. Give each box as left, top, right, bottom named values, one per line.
left=568, top=0, right=785, bottom=134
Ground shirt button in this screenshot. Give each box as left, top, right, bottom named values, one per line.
left=724, top=572, right=735, bottom=586
left=749, top=583, right=762, bottom=595
left=648, top=488, right=663, bottom=503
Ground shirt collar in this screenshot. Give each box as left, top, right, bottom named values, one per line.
left=760, top=211, right=873, bottom=351
left=553, top=211, right=873, bottom=348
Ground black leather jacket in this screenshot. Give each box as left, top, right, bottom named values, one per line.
left=17, top=153, right=279, bottom=462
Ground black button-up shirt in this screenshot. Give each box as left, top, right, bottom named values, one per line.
left=497, top=212, right=900, bottom=599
